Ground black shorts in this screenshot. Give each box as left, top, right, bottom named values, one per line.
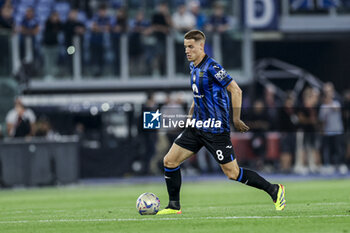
left=174, top=127, right=236, bottom=164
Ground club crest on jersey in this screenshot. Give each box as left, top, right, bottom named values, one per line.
left=199, top=71, right=204, bottom=77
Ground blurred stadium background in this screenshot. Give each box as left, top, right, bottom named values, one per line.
left=0, top=0, right=350, bottom=187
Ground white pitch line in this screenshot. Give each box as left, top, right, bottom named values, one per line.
left=0, top=215, right=349, bottom=224
left=2, top=203, right=348, bottom=215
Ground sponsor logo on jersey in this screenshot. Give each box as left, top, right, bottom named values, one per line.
left=214, top=68, right=228, bottom=82
left=192, top=83, right=199, bottom=94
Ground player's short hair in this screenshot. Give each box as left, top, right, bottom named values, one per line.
left=184, top=30, right=206, bottom=42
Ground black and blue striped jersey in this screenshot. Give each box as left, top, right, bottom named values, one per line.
left=190, top=54, right=233, bottom=133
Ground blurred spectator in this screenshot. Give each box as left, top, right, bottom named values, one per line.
left=35, top=116, right=58, bottom=139
left=0, top=124, right=3, bottom=140
left=74, top=122, right=86, bottom=139
left=246, top=100, right=270, bottom=169
left=205, top=2, right=230, bottom=34
left=278, top=92, right=298, bottom=173
left=111, top=7, right=127, bottom=76
left=151, top=2, right=172, bottom=76
left=0, top=0, right=10, bottom=8
left=63, top=9, right=86, bottom=75
left=319, top=83, right=347, bottom=174
left=263, top=85, right=280, bottom=129
left=0, top=3, right=13, bottom=74
left=297, top=88, right=321, bottom=173
left=172, top=4, right=196, bottom=74
left=5, top=98, right=36, bottom=138
left=18, top=7, right=40, bottom=63
left=344, top=89, right=350, bottom=166
left=150, top=130, right=168, bottom=175
left=90, top=4, right=110, bottom=76
left=161, top=93, right=187, bottom=144
left=204, top=2, right=230, bottom=57
left=0, top=3, right=13, bottom=29
left=71, top=0, right=92, bottom=18
left=172, top=4, right=196, bottom=34
left=188, top=0, right=206, bottom=30
left=344, top=89, right=350, bottom=131
left=139, top=92, right=158, bottom=174
left=42, top=11, right=62, bottom=79
left=128, top=10, right=151, bottom=76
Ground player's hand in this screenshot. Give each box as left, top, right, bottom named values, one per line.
left=233, top=120, right=249, bottom=133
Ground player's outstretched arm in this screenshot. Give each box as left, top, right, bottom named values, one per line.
left=226, top=81, right=249, bottom=133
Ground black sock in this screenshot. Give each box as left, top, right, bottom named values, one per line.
left=236, top=167, right=278, bottom=201
left=164, top=166, right=181, bottom=210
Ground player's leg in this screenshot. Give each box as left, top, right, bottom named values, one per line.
left=158, top=129, right=202, bottom=215
left=220, top=159, right=277, bottom=196
left=163, top=143, right=195, bottom=168
left=157, top=143, right=194, bottom=214
left=220, top=159, right=285, bottom=210
left=203, top=132, right=285, bottom=210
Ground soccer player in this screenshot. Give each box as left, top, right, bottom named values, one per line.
left=157, top=30, right=285, bottom=215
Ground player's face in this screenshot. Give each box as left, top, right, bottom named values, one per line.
left=184, top=39, right=204, bottom=63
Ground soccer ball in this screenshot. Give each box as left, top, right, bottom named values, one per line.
left=136, top=192, right=160, bottom=215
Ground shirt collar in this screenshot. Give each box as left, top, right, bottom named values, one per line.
left=195, top=54, right=208, bottom=68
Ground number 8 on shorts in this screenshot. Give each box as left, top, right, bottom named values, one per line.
left=216, top=150, right=224, bottom=161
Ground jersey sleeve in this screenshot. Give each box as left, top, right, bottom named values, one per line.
left=207, top=63, right=233, bottom=88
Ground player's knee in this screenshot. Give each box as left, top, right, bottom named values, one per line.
left=163, top=156, right=179, bottom=168
left=227, top=172, right=239, bottom=180
left=226, top=166, right=240, bottom=180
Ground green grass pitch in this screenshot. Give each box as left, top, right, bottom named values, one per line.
left=0, top=179, right=349, bottom=233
